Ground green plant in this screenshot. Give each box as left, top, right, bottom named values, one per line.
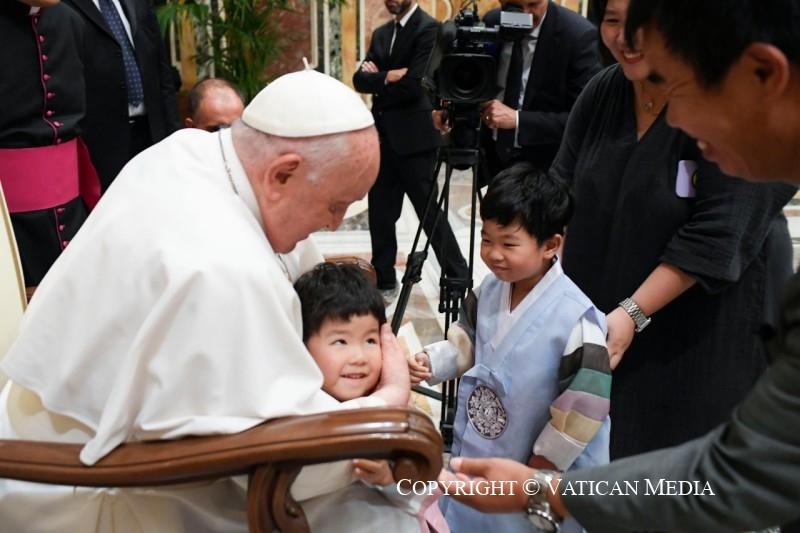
left=157, top=0, right=296, bottom=101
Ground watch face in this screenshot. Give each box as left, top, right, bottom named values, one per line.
left=528, top=510, right=559, bottom=532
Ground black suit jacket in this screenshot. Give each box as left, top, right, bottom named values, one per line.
left=353, top=7, right=440, bottom=156
left=62, top=0, right=180, bottom=189
left=484, top=2, right=601, bottom=170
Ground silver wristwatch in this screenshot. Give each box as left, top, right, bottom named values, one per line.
left=524, top=469, right=561, bottom=532
left=618, top=297, right=651, bottom=333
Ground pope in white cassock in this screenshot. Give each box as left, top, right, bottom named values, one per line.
left=0, top=67, right=420, bottom=532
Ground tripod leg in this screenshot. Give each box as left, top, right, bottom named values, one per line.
left=390, top=153, right=446, bottom=334
left=391, top=145, right=482, bottom=452
left=438, top=158, right=484, bottom=451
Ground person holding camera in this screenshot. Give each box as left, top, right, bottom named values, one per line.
left=353, top=0, right=468, bottom=300
left=479, top=0, right=602, bottom=179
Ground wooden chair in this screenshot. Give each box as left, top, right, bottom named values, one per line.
left=0, top=406, right=442, bottom=532
left=324, top=254, right=377, bottom=285
left=0, top=193, right=442, bottom=531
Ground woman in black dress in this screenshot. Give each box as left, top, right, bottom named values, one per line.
left=552, top=0, right=797, bottom=459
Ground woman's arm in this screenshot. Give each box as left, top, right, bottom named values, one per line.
left=607, top=263, right=696, bottom=368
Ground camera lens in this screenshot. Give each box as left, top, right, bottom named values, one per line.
left=440, top=54, right=495, bottom=103
left=452, top=62, right=488, bottom=98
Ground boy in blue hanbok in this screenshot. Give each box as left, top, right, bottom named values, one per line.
left=409, top=164, right=611, bottom=532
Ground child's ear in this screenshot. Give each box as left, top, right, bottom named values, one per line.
left=542, top=234, right=562, bottom=259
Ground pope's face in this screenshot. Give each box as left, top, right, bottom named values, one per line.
left=643, top=26, right=782, bottom=182
left=264, top=130, right=379, bottom=254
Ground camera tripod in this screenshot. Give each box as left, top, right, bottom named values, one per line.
left=390, top=113, right=490, bottom=450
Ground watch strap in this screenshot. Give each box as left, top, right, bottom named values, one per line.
left=524, top=469, right=561, bottom=532
left=618, top=297, right=651, bottom=333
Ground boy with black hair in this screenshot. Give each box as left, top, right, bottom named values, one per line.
left=409, top=163, right=611, bottom=533
left=295, top=261, right=387, bottom=401
left=294, top=261, right=448, bottom=533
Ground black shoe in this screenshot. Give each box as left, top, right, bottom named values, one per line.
left=379, top=285, right=400, bottom=307
left=377, top=279, right=399, bottom=291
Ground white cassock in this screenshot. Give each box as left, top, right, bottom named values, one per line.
left=0, top=129, right=421, bottom=532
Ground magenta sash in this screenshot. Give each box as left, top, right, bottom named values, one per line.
left=0, top=138, right=101, bottom=213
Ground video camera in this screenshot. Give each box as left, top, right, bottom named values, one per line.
left=423, top=2, right=533, bottom=104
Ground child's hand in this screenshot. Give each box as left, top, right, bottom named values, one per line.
left=353, top=458, right=395, bottom=487
left=527, top=454, right=558, bottom=471
left=408, top=352, right=432, bottom=385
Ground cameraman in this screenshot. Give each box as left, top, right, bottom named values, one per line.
left=436, top=0, right=602, bottom=181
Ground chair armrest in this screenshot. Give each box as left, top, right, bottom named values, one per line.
left=0, top=406, right=443, bottom=532
left=323, top=255, right=377, bottom=285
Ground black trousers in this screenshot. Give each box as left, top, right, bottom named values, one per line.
left=128, top=114, right=152, bottom=160
left=368, top=140, right=468, bottom=289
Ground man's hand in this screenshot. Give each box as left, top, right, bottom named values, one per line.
left=360, top=60, right=379, bottom=73
left=385, top=67, right=408, bottom=83
left=371, top=324, right=411, bottom=406
left=439, top=457, right=530, bottom=513
left=353, top=458, right=395, bottom=487
left=606, top=306, right=635, bottom=369
left=408, top=352, right=431, bottom=385
left=441, top=457, right=571, bottom=519
left=432, top=110, right=450, bottom=133
left=480, top=100, right=517, bottom=130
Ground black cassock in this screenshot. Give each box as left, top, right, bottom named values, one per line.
left=0, top=1, right=90, bottom=285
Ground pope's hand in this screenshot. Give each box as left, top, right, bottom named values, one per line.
left=372, top=324, right=411, bottom=406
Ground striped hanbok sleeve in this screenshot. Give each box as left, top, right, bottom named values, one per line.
left=533, top=309, right=611, bottom=471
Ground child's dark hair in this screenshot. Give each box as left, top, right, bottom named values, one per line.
left=479, top=163, right=573, bottom=243
left=294, top=262, right=387, bottom=343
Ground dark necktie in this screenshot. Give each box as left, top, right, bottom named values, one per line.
left=496, top=38, right=524, bottom=160
left=389, top=22, right=401, bottom=55
left=502, top=38, right=524, bottom=109
left=99, top=0, right=144, bottom=106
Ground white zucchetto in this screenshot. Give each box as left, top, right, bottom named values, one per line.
left=242, top=64, right=374, bottom=137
